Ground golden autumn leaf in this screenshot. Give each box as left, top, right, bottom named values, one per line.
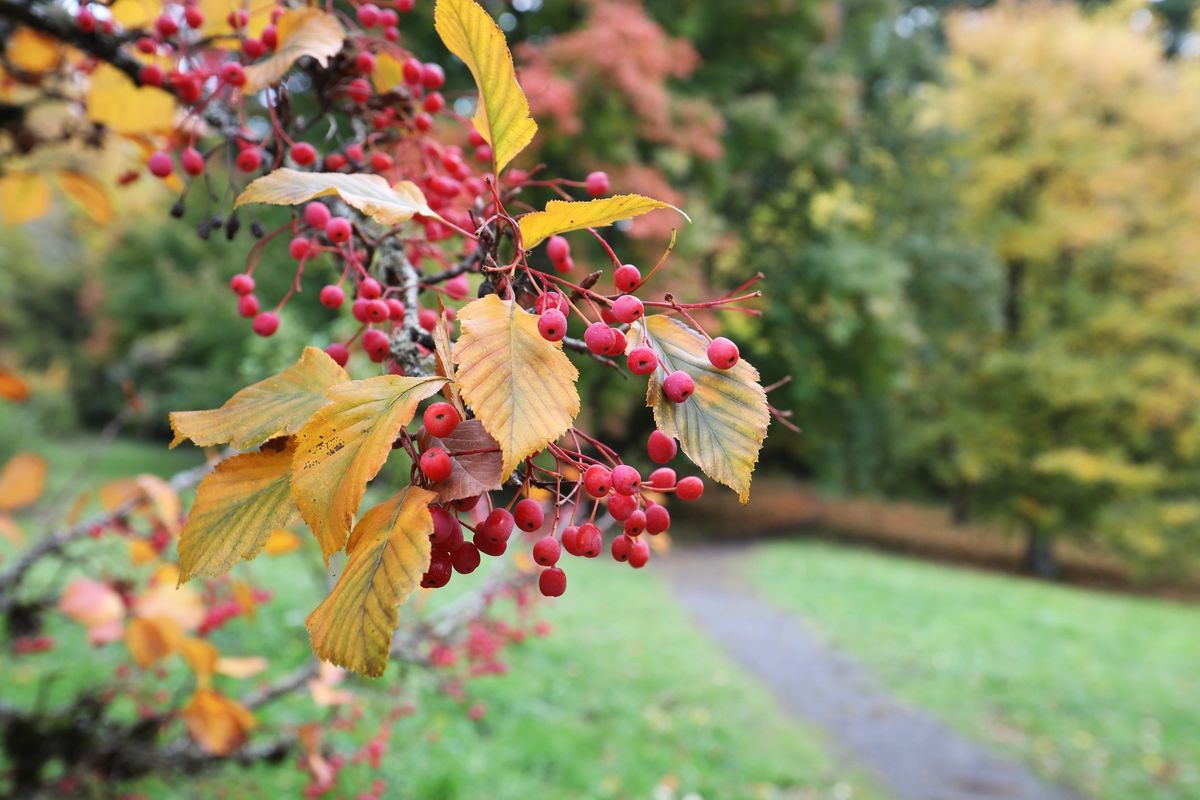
left=305, top=486, right=436, bottom=677
left=292, top=375, right=445, bottom=562
left=629, top=316, right=769, bottom=503
left=371, top=52, right=406, bottom=93
left=454, top=295, right=579, bottom=476
left=128, top=538, right=159, bottom=566
left=6, top=28, right=61, bottom=73
left=136, top=578, right=206, bottom=632
left=200, top=0, right=273, bottom=47
left=170, top=346, right=348, bottom=450
left=264, top=528, right=302, bottom=554
left=434, top=0, right=537, bottom=173
left=125, top=616, right=182, bottom=667
left=178, top=443, right=300, bottom=582
left=0, top=173, right=52, bottom=226
left=242, top=8, right=345, bottom=93
left=109, top=0, right=159, bottom=28
left=518, top=195, right=688, bottom=249
left=182, top=689, right=256, bottom=755
left=418, top=419, right=503, bottom=503
left=216, top=656, right=268, bottom=679
left=0, top=452, right=47, bottom=512
left=235, top=169, right=436, bottom=225
left=56, top=170, right=113, bottom=225
left=181, top=636, right=220, bottom=688
left=0, top=370, right=31, bottom=402
left=85, top=63, right=176, bottom=135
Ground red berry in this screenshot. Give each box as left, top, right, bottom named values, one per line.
left=155, top=13, right=178, bottom=37
left=236, top=148, right=261, bottom=173
left=291, top=142, right=317, bottom=165
left=607, top=493, right=637, bottom=522
left=325, top=342, right=350, bottom=366
left=237, top=294, right=260, bottom=318
left=414, top=112, right=434, bottom=132
left=347, top=78, right=371, bottom=104
left=538, top=309, right=567, bottom=342
left=474, top=144, right=494, bottom=163
left=352, top=298, right=371, bottom=323
left=604, top=329, right=627, bottom=358
left=624, top=510, right=647, bottom=537
left=451, top=541, right=481, bottom=574
left=614, top=264, right=641, bottom=293
left=576, top=524, right=603, bottom=558
left=532, top=536, right=560, bottom=566
left=645, top=504, right=670, bottom=534
left=320, top=284, right=345, bottom=309
left=514, top=499, right=544, bottom=532
left=356, top=51, right=377, bottom=74
left=362, top=328, right=390, bottom=362
left=419, top=447, right=453, bottom=483
left=536, top=292, right=565, bottom=314
left=611, top=464, right=640, bottom=496
left=627, top=346, right=657, bottom=375
left=421, top=62, right=445, bottom=89
left=707, top=336, right=740, bottom=369
left=445, top=275, right=470, bottom=300
left=561, top=525, right=582, bottom=556
left=364, top=300, right=390, bottom=323
left=418, top=308, right=438, bottom=331
left=468, top=128, right=487, bottom=147
left=304, top=202, right=331, bottom=228
left=611, top=295, right=644, bottom=324
left=554, top=255, right=574, bottom=274
left=219, top=62, right=245, bottom=87
left=139, top=64, right=164, bottom=87
left=370, top=152, right=393, bottom=172
left=77, top=6, right=97, bottom=31
left=545, top=236, right=570, bottom=265
left=481, top=508, right=514, bottom=542
left=539, top=567, right=566, bottom=597
left=147, top=151, right=173, bottom=178
left=677, top=476, right=704, bottom=501
left=402, top=57, right=423, bottom=85
left=424, top=92, right=445, bottom=114
left=395, top=0, right=414, bottom=11
left=423, top=402, right=460, bottom=438
left=648, top=467, right=676, bottom=490
left=473, top=530, right=508, bottom=557
left=241, top=37, right=265, bottom=59
left=430, top=506, right=460, bottom=547
left=611, top=535, right=632, bottom=562
left=230, top=273, right=255, bottom=295
left=325, top=217, right=352, bottom=243
left=357, top=3, right=380, bottom=26
left=184, top=5, right=203, bottom=27
left=325, top=153, right=348, bottom=170
left=421, top=553, right=452, bottom=588
left=629, top=538, right=650, bottom=569
left=662, top=370, right=695, bottom=403
left=386, top=299, right=406, bottom=320
left=288, top=236, right=310, bottom=260
left=181, top=147, right=205, bottom=176
left=585, top=171, right=609, bottom=197
left=647, top=430, right=677, bottom=464
left=584, top=322, right=616, bottom=356
left=583, top=464, right=612, bottom=498
left=359, top=276, right=382, bottom=298
left=252, top=312, right=279, bottom=337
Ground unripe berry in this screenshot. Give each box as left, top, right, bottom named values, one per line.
left=538, top=309, right=567, bottom=342
left=585, top=170, right=609, bottom=197
left=662, top=370, right=696, bottom=403
left=364, top=300, right=390, bottom=323
left=611, top=464, right=641, bottom=496
left=546, top=235, right=570, bottom=264
left=237, top=294, right=260, bottom=318
left=473, top=530, right=508, bottom=557
left=614, top=264, right=641, bottom=293
left=629, top=538, right=650, bottom=568
left=325, top=342, right=350, bottom=366
left=288, top=236, right=310, bottom=260
left=451, top=541, right=481, bottom=574
left=419, top=447, right=453, bottom=483
left=290, top=142, right=317, bottom=165
left=181, top=147, right=205, bottom=176
left=624, top=510, right=647, bottom=537
left=676, top=476, right=704, bottom=501
left=645, top=503, right=670, bottom=534
left=611, top=295, right=644, bottom=324
left=647, top=430, right=677, bottom=464
left=611, top=535, right=632, bottom=562
left=421, top=62, right=445, bottom=89
left=423, top=402, right=460, bottom=438
left=513, top=498, right=544, bottom=532
left=583, top=464, right=612, bottom=499
left=707, top=336, right=740, bottom=370
left=648, top=467, right=676, bottom=490
left=320, top=284, right=345, bottom=309
left=219, top=62, right=246, bottom=87
left=236, top=147, right=262, bottom=173
left=304, top=201, right=331, bottom=228
left=147, top=151, right=173, bottom=178
left=230, top=273, right=255, bottom=295
left=539, top=567, right=566, bottom=597
left=357, top=3, right=380, bottom=27
left=584, top=322, right=616, bottom=356
left=532, top=535, right=560, bottom=566
left=430, top=506, right=460, bottom=547
left=627, top=346, right=657, bottom=375
left=356, top=51, right=376, bottom=74
left=325, top=217, right=352, bottom=243
left=607, top=493, right=637, bottom=522
left=362, top=328, right=390, bottom=362
left=359, top=276, right=383, bottom=299
left=139, top=64, right=165, bottom=87
left=252, top=311, right=279, bottom=337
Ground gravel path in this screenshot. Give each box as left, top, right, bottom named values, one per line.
left=657, top=543, right=1081, bottom=800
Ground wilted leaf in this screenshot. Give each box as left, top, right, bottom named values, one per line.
left=235, top=169, right=436, bottom=225
left=0, top=370, right=31, bottom=402
left=6, top=28, right=61, bottom=72
left=306, top=486, right=436, bottom=677
left=170, top=346, right=348, bottom=450
left=264, top=528, right=302, bottom=554
left=86, top=63, right=176, bottom=135
left=629, top=316, right=769, bottom=503
left=519, top=195, right=688, bottom=250
left=178, top=443, right=300, bottom=582
left=435, top=0, right=537, bottom=173
left=59, top=578, right=126, bottom=645
left=125, top=616, right=182, bottom=667
left=454, top=295, right=579, bottom=476
left=216, top=656, right=268, bottom=679
left=0, top=452, right=47, bottom=512
left=243, top=8, right=344, bottom=94
left=57, top=170, right=113, bottom=225
left=181, top=637, right=220, bottom=687
left=292, top=376, right=445, bottom=562
left=182, top=689, right=256, bottom=755
left=419, top=419, right=503, bottom=503
left=0, top=173, right=52, bottom=226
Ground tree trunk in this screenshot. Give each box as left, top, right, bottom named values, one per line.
left=1023, top=527, right=1058, bottom=579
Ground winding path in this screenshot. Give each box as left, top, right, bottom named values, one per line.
left=656, top=544, right=1081, bottom=800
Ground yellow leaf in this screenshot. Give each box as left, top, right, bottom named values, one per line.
left=264, top=528, right=302, bottom=555
left=216, top=656, right=268, bottom=679
left=136, top=581, right=206, bottom=632
left=56, top=170, right=113, bottom=225
left=235, top=169, right=436, bottom=225
left=182, top=689, right=256, bottom=755
left=110, top=0, right=159, bottom=27
left=6, top=28, right=61, bottom=73
left=178, top=443, right=300, bottom=582
left=305, top=486, right=436, bottom=677
left=291, top=376, right=445, bottom=562
left=0, top=452, right=47, bottom=512
left=434, top=0, right=537, bottom=173
left=128, top=538, right=159, bottom=566
left=242, top=8, right=345, bottom=94
left=0, top=370, right=31, bottom=402
left=170, top=346, right=348, bottom=450
left=134, top=474, right=182, bottom=534
left=125, top=616, right=182, bottom=667
left=629, top=316, right=769, bottom=503
left=371, top=53, right=406, bottom=93
left=232, top=580, right=257, bottom=620
left=519, top=195, right=688, bottom=250
left=181, top=637, right=220, bottom=688
left=0, top=173, right=52, bottom=226
left=200, top=0, right=272, bottom=47
left=86, top=63, right=176, bottom=135
left=453, top=295, right=579, bottom=476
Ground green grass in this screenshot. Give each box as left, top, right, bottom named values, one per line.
left=752, top=540, right=1200, bottom=800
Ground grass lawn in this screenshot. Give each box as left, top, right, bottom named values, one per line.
left=752, top=540, right=1200, bottom=800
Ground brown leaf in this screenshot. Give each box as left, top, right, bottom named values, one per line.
left=124, top=617, right=182, bottom=667
left=419, top=419, right=503, bottom=503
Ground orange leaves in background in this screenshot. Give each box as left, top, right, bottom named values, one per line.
left=242, top=8, right=344, bottom=94
left=235, top=169, right=436, bottom=225
left=517, top=194, right=687, bottom=249
left=453, top=295, right=579, bottom=477
left=182, top=689, right=256, bottom=755
left=306, top=486, right=436, bottom=677
left=56, top=170, right=113, bottom=225
left=58, top=579, right=126, bottom=645
left=125, top=617, right=182, bottom=667
left=0, top=452, right=47, bottom=512
left=0, top=370, right=31, bottom=402
left=291, top=375, right=445, bottom=562
left=5, top=28, right=62, bottom=73
left=0, top=173, right=52, bottom=226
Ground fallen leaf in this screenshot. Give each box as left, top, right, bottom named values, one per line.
left=518, top=195, right=687, bottom=250
left=0, top=452, right=47, bottom=512
left=243, top=8, right=344, bottom=94
left=419, top=419, right=503, bottom=503
left=235, top=169, right=436, bottom=225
